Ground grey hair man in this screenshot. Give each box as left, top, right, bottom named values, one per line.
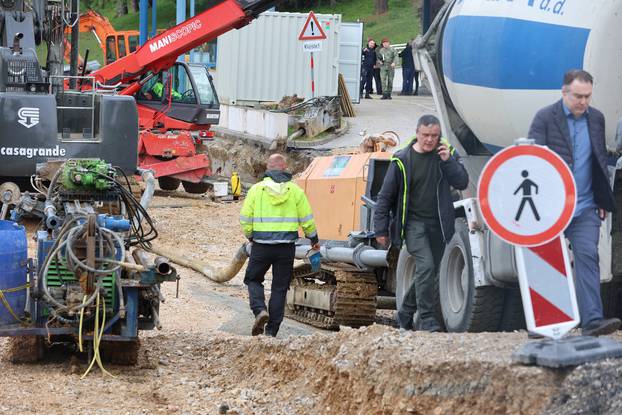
left=373, top=114, right=469, bottom=331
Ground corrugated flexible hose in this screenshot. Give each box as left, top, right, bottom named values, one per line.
left=148, top=243, right=249, bottom=283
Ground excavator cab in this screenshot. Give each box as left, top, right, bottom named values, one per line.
left=136, top=61, right=219, bottom=129
left=104, top=32, right=140, bottom=64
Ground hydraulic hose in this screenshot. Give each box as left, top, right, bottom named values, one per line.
left=147, top=242, right=249, bottom=283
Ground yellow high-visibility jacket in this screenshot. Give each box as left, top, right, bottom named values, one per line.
left=240, top=177, right=318, bottom=244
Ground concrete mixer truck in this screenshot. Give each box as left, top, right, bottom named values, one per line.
left=288, top=0, right=622, bottom=333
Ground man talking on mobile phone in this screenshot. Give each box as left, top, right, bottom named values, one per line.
left=373, top=115, right=469, bottom=332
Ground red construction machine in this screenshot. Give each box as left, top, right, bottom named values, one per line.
left=81, top=0, right=272, bottom=193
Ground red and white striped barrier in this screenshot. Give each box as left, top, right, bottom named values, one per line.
left=515, top=236, right=580, bottom=339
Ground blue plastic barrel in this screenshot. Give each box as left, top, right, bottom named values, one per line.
left=0, top=220, right=27, bottom=325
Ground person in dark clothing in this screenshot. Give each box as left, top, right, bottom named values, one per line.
left=372, top=42, right=382, bottom=96
left=361, top=39, right=377, bottom=99
left=528, top=69, right=620, bottom=337
left=399, top=39, right=415, bottom=95
left=374, top=115, right=469, bottom=332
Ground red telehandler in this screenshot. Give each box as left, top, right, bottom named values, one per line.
left=82, top=0, right=272, bottom=193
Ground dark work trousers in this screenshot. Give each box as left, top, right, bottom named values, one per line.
left=397, top=219, right=445, bottom=329
left=244, top=242, right=295, bottom=336
left=413, top=71, right=420, bottom=95
left=362, top=67, right=374, bottom=95
left=401, top=66, right=415, bottom=94
left=373, top=67, right=383, bottom=95
left=564, top=208, right=603, bottom=328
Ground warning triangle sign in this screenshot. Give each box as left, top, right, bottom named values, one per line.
left=298, top=11, right=327, bottom=40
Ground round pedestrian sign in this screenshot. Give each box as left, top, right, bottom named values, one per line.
left=478, top=144, right=576, bottom=247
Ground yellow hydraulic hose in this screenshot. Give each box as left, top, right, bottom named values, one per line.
left=81, top=292, right=114, bottom=379
left=78, top=295, right=87, bottom=353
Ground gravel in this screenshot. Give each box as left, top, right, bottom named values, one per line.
left=1, top=195, right=621, bottom=414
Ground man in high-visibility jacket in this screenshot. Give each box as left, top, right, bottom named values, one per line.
left=240, top=154, right=320, bottom=337
left=144, top=80, right=182, bottom=101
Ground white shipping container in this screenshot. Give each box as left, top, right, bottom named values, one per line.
left=216, top=12, right=342, bottom=105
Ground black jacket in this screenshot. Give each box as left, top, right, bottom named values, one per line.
left=373, top=140, right=469, bottom=247
left=398, top=44, right=414, bottom=70
left=361, top=47, right=376, bottom=70
left=528, top=99, right=615, bottom=212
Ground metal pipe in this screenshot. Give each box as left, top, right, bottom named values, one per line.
left=129, top=250, right=171, bottom=275
left=132, top=248, right=152, bottom=269
left=147, top=243, right=249, bottom=283
left=154, top=257, right=171, bottom=275
left=295, top=245, right=388, bottom=268
left=138, top=169, right=156, bottom=211
left=69, top=0, right=79, bottom=89
left=139, top=0, right=149, bottom=45
left=151, top=305, right=162, bottom=330
left=102, top=259, right=147, bottom=273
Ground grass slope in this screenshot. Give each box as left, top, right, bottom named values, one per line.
left=305, top=0, right=421, bottom=45
left=52, top=0, right=419, bottom=66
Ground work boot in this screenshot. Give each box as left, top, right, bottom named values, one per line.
left=582, top=318, right=621, bottom=337
left=380, top=94, right=389, bottom=100
left=396, top=311, right=415, bottom=330
left=251, top=310, right=269, bottom=336
left=364, top=94, right=372, bottom=99
left=387, top=94, right=393, bottom=100
left=417, top=317, right=442, bottom=333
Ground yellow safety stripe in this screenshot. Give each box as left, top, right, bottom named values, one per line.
left=391, top=157, right=408, bottom=239
left=0, top=283, right=30, bottom=324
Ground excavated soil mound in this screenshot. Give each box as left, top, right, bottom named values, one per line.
left=204, top=137, right=320, bottom=183
left=184, top=326, right=560, bottom=414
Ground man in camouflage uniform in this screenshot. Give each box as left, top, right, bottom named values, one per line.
left=377, top=37, right=397, bottom=100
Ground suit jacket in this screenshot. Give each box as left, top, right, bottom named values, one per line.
left=528, top=99, right=615, bottom=212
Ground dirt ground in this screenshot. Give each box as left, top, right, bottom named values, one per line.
left=2, top=196, right=622, bottom=414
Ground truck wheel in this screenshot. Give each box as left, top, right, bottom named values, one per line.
left=158, top=177, right=180, bottom=191
left=601, top=281, right=622, bottom=320
left=395, top=246, right=444, bottom=330
left=182, top=181, right=211, bottom=194
left=439, top=219, right=504, bottom=332
left=499, top=288, right=526, bottom=331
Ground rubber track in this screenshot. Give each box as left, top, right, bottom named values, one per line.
left=8, top=336, right=44, bottom=363
left=286, top=263, right=378, bottom=330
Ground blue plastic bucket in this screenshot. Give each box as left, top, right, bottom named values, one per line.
left=0, top=220, right=27, bottom=325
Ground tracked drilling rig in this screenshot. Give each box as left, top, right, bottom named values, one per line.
left=0, top=1, right=180, bottom=367
left=0, top=0, right=138, bottom=184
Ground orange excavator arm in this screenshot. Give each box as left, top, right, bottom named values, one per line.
left=65, top=9, right=116, bottom=47
left=89, top=0, right=273, bottom=87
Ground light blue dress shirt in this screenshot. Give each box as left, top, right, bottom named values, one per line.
left=563, top=103, right=596, bottom=217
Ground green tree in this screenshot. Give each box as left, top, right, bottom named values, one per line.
left=375, top=0, right=388, bottom=14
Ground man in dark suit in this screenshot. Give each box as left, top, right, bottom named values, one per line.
left=528, top=69, right=620, bottom=336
